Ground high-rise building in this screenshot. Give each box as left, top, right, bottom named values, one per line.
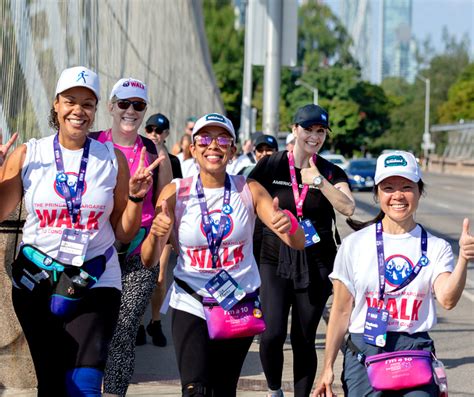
left=340, top=0, right=373, bottom=82
left=380, top=0, right=417, bottom=82
left=337, top=0, right=417, bottom=83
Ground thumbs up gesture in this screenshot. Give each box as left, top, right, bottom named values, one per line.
left=270, top=197, right=292, bottom=234
left=459, top=218, right=474, bottom=262
left=301, top=155, right=321, bottom=185
left=150, top=200, right=173, bottom=238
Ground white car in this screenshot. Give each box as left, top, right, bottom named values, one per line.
left=320, top=153, right=349, bottom=170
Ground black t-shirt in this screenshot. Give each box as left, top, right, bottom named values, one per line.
left=169, top=153, right=183, bottom=179
left=248, top=150, right=348, bottom=268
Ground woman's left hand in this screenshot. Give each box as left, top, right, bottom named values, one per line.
left=301, top=156, right=321, bottom=185
left=459, top=218, right=474, bottom=262
left=129, top=147, right=165, bottom=199
left=271, top=197, right=291, bottom=234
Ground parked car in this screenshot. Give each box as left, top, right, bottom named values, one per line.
left=346, top=158, right=377, bottom=191
left=320, top=153, right=349, bottom=170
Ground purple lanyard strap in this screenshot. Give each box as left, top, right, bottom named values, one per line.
left=287, top=151, right=317, bottom=219
left=196, top=174, right=232, bottom=269
left=375, top=221, right=428, bottom=305
left=53, top=134, right=90, bottom=225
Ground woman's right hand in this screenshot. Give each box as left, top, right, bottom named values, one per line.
left=150, top=200, right=172, bottom=238
left=312, top=368, right=336, bottom=397
left=0, top=132, right=18, bottom=167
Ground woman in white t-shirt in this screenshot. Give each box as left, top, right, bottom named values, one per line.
left=313, top=151, right=474, bottom=397
left=0, top=66, right=161, bottom=396
left=141, top=113, right=305, bottom=397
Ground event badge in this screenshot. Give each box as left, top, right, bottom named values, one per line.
left=205, top=269, right=246, bottom=311
left=57, top=228, right=90, bottom=267
left=299, top=219, right=320, bottom=247
left=363, top=306, right=389, bottom=347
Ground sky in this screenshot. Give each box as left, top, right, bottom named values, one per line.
left=324, top=0, right=474, bottom=56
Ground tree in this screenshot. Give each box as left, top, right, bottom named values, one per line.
left=202, top=0, right=244, bottom=129
left=438, top=62, right=474, bottom=123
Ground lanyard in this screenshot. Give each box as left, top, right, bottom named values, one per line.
left=53, top=134, right=90, bottom=225
left=375, top=221, right=428, bottom=304
left=105, top=129, right=141, bottom=166
left=287, top=151, right=317, bottom=219
left=196, top=174, right=232, bottom=269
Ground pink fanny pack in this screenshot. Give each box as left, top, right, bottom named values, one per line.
left=365, top=350, right=433, bottom=391
left=203, top=293, right=266, bottom=340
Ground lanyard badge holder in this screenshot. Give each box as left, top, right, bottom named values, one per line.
left=364, top=221, right=429, bottom=347
left=288, top=152, right=320, bottom=247
left=196, top=174, right=246, bottom=311
left=53, top=134, right=91, bottom=267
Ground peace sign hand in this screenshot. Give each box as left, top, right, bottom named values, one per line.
left=0, top=132, right=19, bottom=167
left=129, top=147, right=165, bottom=199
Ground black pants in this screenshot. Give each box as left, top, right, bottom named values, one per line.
left=12, top=286, right=120, bottom=397
left=259, top=262, right=330, bottom=397
left=171, top=308, right=254, bottom=397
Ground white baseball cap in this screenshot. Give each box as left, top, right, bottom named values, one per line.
left=55, top=66, right=100, bottom=100
left=109, top=78, right=148, bottom=102
left=374, top=151, right=421, bottom=184
left=286, top=133, right=295, bottom=145
left=192, top=113, right=236, bottom=140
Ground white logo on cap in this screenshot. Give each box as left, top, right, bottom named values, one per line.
left=321, top=114, right=327, bottom=121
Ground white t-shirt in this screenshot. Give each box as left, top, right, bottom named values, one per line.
left=168, top=174, right=260, bottom=319
left=330, top=224, right=454, bottom=334
left=21, top=135, right=121, bottom=289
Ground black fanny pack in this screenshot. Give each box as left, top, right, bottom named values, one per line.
left=11, top=244, right=112, bottom=318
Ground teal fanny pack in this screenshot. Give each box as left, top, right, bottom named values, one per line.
left=12, top=244, right=111, bottom=318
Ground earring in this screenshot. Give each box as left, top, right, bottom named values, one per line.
left=228, top=159, right=233, bottom=165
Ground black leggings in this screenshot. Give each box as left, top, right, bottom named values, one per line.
left=12, top=286, right=120, bottom=397
left=259, top=262, right=330, bottom=397
left=171, top=308, right=254, bottom=397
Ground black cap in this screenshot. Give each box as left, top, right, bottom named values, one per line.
left=293, top=104, right=331, bottom=131
left=254, top=134, right=278, bottom=151
left=145, top=113, right=170, bottom=131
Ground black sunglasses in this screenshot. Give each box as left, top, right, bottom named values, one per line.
left=115, top=99, right=147, bottom=112
left=145, top=125, right=165, bottom=134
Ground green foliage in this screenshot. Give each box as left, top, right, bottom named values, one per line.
left=298, top=0, right=358, bottom=71
left=438, top=62, right=474, bottom=123
left=202, top=0, right=244, bottom=128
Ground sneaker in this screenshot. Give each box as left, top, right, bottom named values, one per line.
left=266, top=389, right=284, bottom=397
left=135, top=324, right=146, bottom=346
left=146, top=320, right=167, bottom=347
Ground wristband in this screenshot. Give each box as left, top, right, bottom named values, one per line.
left=282, top=209, right=299, bottom=235
left=128, top=195, right=144, bottom=203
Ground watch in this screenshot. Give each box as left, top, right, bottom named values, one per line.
left=312, top=175, right=324, bottom=188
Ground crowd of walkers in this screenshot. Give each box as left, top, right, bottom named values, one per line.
left=0, top=65, right=472, bottom=397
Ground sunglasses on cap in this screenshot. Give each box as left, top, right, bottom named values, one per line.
left=194, top=135, right=233, bottom=149
left=114, top=99, right=147, bottom=112
left=145, top=125, right=166, bottom=134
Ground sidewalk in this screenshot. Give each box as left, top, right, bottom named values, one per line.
left=0, top=316, right=344, bottom=396
left=125, top=301, right=344, bottom=396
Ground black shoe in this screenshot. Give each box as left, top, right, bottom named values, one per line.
left=146, top=320, right=167, bottom=347
left=136, top=324, right=146, bottom=346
